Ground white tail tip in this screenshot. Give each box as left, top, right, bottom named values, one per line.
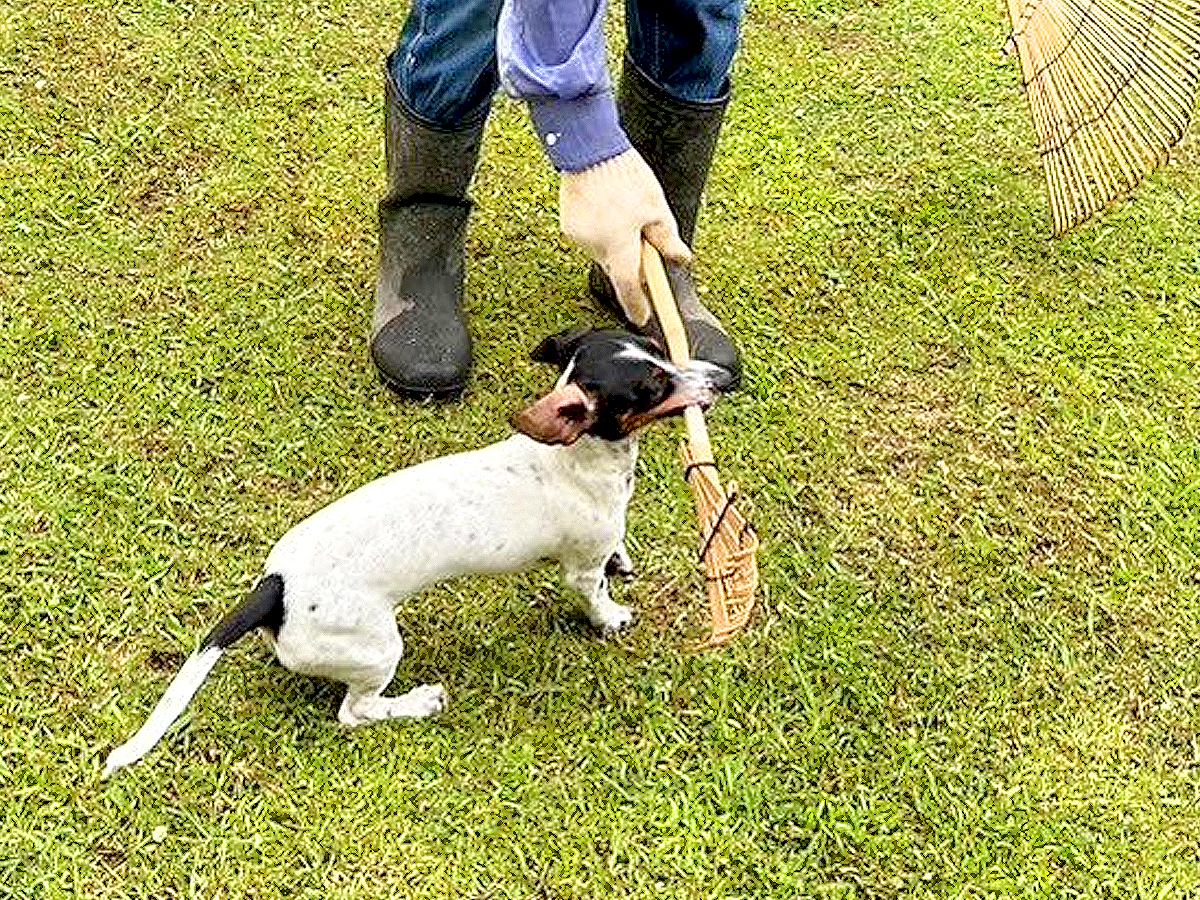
left=102, top=745, right=137, bottom=779
left=100, top=646, right=224, bottom=778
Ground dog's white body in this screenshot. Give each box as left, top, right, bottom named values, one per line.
left=103, top=431, right=640, bottom=775
left=267, top=432, right=638, bottom=713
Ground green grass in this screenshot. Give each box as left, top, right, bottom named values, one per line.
left=5, top=0, right=1200, bottom=896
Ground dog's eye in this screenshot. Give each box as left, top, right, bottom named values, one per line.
left=634, top=370, right=671, bottom=405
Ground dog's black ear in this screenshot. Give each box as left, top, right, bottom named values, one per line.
left=531, top=328, right=591, bottom=368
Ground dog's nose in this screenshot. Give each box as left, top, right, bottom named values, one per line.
left=682, top=359, right=734, bottom=391
left=674, top=373, right=718, bottom=411
left=695, top=385, right=718, bottom=410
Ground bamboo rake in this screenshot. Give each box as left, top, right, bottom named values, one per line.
left=641, top=242, right=759, bottom=646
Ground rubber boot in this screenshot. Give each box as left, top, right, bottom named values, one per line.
left=590, top=59, right=742, bottom=390
left=371, top=65, right=486, bottom=399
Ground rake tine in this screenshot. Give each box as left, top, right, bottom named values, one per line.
left=1007, top=0, right=1200, bottom=232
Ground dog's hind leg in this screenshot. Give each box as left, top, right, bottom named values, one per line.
left=333, top=626, right=448, bottom=727
left=340, top=681, right=448, bottom=727
left=274, top=602, right=446, bottom=728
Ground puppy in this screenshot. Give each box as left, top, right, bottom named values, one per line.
left=103, top=328, right=721, bottom=776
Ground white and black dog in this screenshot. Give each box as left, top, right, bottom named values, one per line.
left=103, top=328, right=722, bottom=776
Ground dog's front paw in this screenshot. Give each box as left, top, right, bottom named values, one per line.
left=591, top=603, right=634, bottom=637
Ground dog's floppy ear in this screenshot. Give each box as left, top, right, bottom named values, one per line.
left=530, top=328, right=591, bottom=368
left=511, top=383, right=598, bottom=445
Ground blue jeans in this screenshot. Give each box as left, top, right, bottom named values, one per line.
left=390, top=0, right=745, bottom=128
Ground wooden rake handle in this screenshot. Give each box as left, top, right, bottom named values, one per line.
left=640, top=242, right=716, bottom=469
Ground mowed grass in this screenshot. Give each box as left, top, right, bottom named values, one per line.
left=4, top=0, right=1200, bottom=896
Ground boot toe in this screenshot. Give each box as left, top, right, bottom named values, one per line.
left=371, top=315, right=471, bottom=399
left=685, top=319, right=742, bottom=392
left=588, top=261, right=741, bottom=391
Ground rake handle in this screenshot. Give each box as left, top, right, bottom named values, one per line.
left=640, top=242, right=715, bottom=467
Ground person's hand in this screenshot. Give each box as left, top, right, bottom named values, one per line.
left=559, top=148, right=692, bottom=327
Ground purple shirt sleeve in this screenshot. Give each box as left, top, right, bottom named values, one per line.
left=497, top=0, right=631, bottom=173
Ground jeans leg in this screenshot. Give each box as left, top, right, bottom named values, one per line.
left=390, top=0, right=506, bottom=128
left=625, top=0, right=746, bottom=101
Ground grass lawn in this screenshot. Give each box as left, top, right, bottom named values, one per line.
left=5, top=0, right=1200, bottom=895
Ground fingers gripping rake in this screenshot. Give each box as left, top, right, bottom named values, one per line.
left=640, top=243, right=759, bottom=646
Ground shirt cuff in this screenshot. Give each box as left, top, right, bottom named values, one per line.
left=527, top=92, right=631, bottom=173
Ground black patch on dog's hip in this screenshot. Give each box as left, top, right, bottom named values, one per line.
left=202, top=574, right=286, bottom=650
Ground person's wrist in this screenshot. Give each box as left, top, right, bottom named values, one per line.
left=561, top=148, right=641, bottom=188
left=528, top=93, right=631, bottom=172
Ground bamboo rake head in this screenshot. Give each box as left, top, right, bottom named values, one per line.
left=1004, top=0, right=1200, bottom=233
left=683, top=446, right=759, bottom=647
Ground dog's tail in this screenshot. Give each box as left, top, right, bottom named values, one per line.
left=102, top=574, right=285, bottom=778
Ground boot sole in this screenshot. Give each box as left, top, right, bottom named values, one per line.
left=376, top=369, right=467, bottom=402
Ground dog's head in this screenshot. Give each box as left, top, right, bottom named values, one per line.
left=512, top=328, right=722, bottom=445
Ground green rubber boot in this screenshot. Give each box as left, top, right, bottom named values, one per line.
left=371, top=66, right=486, bottom=399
